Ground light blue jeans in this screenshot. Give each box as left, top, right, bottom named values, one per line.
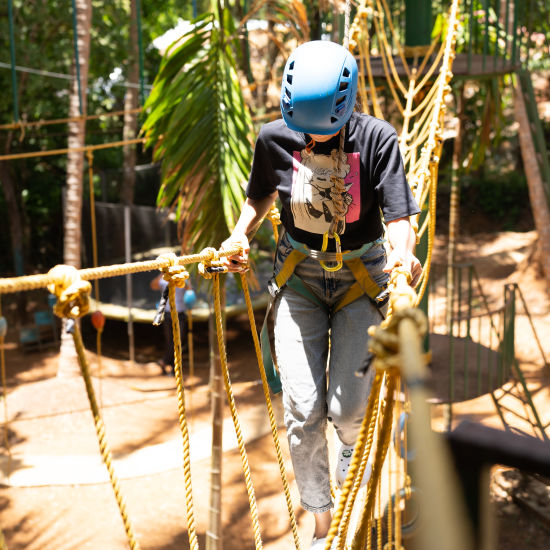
left=272, top=233, right=388, bottom=513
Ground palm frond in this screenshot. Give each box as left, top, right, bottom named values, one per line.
left=143, top=13, right=254, bottom=252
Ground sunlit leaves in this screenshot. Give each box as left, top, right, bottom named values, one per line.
left=143, top=12, right=254, bottom=252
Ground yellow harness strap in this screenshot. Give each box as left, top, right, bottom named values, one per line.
left=273, top=251, right=385, bottom=314
left=274, top=249, right=308, bottom=288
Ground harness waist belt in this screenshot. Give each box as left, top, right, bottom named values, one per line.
left=286, top=233, right=383, bottom=262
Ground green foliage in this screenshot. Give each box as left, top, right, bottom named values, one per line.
left=461, top=170, right=532, bottom=231
left=142, top=12, right=254, bottom=251
left=0, top=0, right=185, bottom=273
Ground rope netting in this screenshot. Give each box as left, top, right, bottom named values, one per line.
left=0, top=2, right=462, bottom=549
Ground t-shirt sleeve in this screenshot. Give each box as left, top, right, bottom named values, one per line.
left=373, top=128, right=420, bottom=222
left=246, top=128, right=278, bottom=199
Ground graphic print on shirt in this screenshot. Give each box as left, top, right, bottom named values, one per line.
left=291, top=147, right=361, bottom=235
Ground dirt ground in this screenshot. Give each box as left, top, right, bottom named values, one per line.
left=1, top=230, right=550, bottom=549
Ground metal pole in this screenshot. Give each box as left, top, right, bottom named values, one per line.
left=71, top=0, right=84, bottom=115
left=135, top=0, right=146, bottom=106
left=7, top=0, right=19, bottom=123
left=124, top=205, right=135, bottom=365
left=482, top=0, right=489, bottom=72
left=467, top=0, right=474, bottom=73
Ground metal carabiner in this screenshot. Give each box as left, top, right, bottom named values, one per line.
left=320, top=231, right=343, bottom=272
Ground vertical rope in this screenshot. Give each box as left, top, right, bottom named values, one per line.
left=240, top=274, right=301, bottom=549
left=327, top=372, right=383, bottom=550
left=212, top=274, right=263, bottom=549
left=71, top=323, right=141, bottom=549
left=70, top=0, right=84, bottom=115
left=168, top=283, right=200, bottom=550
left=351, top=372, right=398, bottom=550
left=7, top=0, right=19, bottom=123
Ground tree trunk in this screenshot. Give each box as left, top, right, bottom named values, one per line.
left=514, top=80, right=550, bottom=291
left=121, top=0, right=139, bottom=207
left=206, top=285, right=225, bottom=550
left=0, top=161, right=24, bottom=277
left=58, top=0, right=92, bottom=376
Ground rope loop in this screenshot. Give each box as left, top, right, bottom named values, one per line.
left=198, top=247, right=227, bottom=279
left=46, top=265, right=92, bottom=319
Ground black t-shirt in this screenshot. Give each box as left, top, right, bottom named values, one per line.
left=247, top=112, right=420, bottom=251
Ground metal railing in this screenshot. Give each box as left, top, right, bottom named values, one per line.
left=427, top=263, right=549, bottom=439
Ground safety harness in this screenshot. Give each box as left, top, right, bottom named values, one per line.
left=260, top=233, right=390, bottom=394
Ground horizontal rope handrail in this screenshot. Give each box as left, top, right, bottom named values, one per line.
left=0, top=137, right=146, bottom=162
left=0, top=244, right=242, bottom=295
left=0, top=107, right=142, bottom=131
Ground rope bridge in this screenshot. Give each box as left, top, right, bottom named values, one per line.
left=0, top=1, right=463, bottom=549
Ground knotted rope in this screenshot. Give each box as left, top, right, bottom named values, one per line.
left=211, top=273, right=263, bottom=549
left=47, top=265, right=140, bottom=550
left=267, top=205, right=281, bottom=243
left=197, top=248, right=229, bottom=279
left=155, top=254, right=200, bottom=550
left=240, top=273, right=301, bottom=549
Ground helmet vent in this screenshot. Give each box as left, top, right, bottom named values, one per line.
left=336, top=96, right=346, bottom=106
left=331, top=117, right=338, bottom=123
left=339, top=82, right=348, bottom=91
left=342, top=67, right=350, bottom=77
left=289, top=61, right=295, bottom=70
left=288, top=111, right=293, bottom=117
left=287, top=74, right=293, bottom=84
left=285, top=88, right=292, bottom=99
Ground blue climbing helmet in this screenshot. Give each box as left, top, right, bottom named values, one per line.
left=280, top=40, right=358, bottom=135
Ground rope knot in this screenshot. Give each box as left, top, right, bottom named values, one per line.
left=198, top=247, right=227, bottom=279
left=267, top=206, right=281, bottom=225
left=155, top=253, right=189, bottom=288
left=367, top=307, right=428, bottom=373
left=163, top=265, right=189, bottom=288
left=47, top=265, right=92, bottom=319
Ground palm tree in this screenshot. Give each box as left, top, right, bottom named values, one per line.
left=142, top=11, right=255, bottom=549
left=58, top=0, right=92, bottom=376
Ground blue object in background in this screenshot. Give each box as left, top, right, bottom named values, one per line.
left=183, top=289, right=197, bottom=309
left=0, top=316, right=7, bottom=338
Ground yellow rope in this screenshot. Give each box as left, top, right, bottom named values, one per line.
left=72, top=322, right=141, bottom=550
left=212, top=273, right=263, bottom=549
left=267, top=206, right=281, bottom=244
left=375, top=1, right=408, bottom=96
left=350, top=371, right=398, bottom=550
left=0, top=530, right=7, bottom=550
left=168, top=281, right=200, bottom=550
left=0, top=107, right=142, bottom=131
left=46, top=266, right=140, bottom=549
left=0, top=245, right=242, bottom=295
left=154, top=255, right=200, bottom=549
left=377, top=0, right=411, bottom=80
left=0, top=137, right=145, bottom=162
left=326, top=371, right=383, bottom=550
left=240, top=273, right=301, bottom=549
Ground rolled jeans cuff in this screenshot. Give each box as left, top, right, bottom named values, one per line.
left=301, top=499, right=333, bottom=514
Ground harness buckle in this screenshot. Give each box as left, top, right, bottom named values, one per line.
left=373, top=287, right=390, bottom=308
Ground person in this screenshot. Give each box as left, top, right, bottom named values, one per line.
left=221, top=40, right=422, bottom=548
left=150, top=274, right=194, bottom=376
